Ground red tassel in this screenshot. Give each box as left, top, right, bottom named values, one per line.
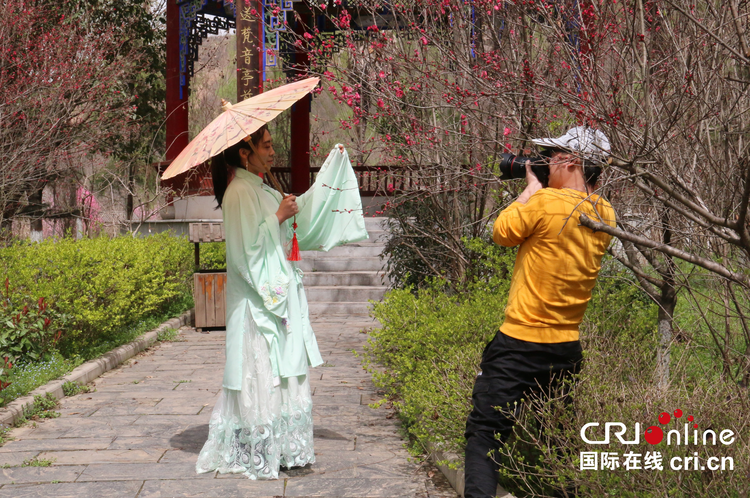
left=288, top=222, right=301, bottom=261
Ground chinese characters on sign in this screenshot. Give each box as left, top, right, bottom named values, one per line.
left=237, top=0, right=261, bottom=100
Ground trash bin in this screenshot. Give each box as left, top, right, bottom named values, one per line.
left=189, top=222, right=226, bottom=330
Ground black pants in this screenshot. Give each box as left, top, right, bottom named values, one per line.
left=463, top=331, right=583, bottom=498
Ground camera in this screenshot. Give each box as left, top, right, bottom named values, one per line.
left=498, top=152, right=550, bottom=187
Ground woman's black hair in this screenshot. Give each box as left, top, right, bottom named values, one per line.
left=211, top=124, right=269, bottom=209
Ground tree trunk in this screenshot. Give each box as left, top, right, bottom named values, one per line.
left=28, top=188, right=44, bottom=242
left=127, top=162, right=135, bottom=221
left=656, top=288, right=677, bottom=389
left=655, top=210, right=678, bottom=389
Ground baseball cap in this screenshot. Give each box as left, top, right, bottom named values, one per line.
left=531, top=126, right=610, bottom=162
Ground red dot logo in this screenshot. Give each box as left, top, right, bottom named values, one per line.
left=688, top=415, right=694, bottom=422
left=674, top=409, right=683, bottom=418
left=645, top=426, right=664, bottom=445
left=658, top=412, right=671, bottom=424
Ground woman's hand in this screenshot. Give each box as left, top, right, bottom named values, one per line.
left=338, top=144, right=345, bottom=154
left=276, top=195, right=299, bottom=224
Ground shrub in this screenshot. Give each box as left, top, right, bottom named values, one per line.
left=0, top=356, right=12, bottom=404
left=198, top=242, right=226, bottom=271
left=380, top=192, right=507, bottom=290
left=494, top=338, right=750, bottom=498
left=0, top=233, right=194, bottom=406
left=370, top=246, right=750, bottom=496
left=0, top=295, right=70, bottom=363
left=0, top=233, right=192, bottom=354
left=366, top=237, right=515, bottom=453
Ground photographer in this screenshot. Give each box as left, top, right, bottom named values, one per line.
left=464, top=127, right=616, bottom=498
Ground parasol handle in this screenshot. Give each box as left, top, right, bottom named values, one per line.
left=265, top=169, right=286, bottom=197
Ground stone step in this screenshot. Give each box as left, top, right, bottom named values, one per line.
left=308, top=302, right=374, bottom=316
left=364, top=217, right=387, bottom=231
left=300, top=244, right=384, bottom=259
left=302, top=271, right=386, bottom=287
left=351, top=234, right=386, bottom=246
left=298, top=258, right=383, bottom=272
left=365, top=231, right=387, bottom=244
left=305, top=286, right=388, bottom=302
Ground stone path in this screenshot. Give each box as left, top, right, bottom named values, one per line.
left=0, top=315, right=457, bottom=498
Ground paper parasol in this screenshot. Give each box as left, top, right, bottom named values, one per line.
left=161, top=77, right=320, bottom=193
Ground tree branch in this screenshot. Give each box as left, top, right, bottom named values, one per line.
left=579, top=213, right=749, bottom=287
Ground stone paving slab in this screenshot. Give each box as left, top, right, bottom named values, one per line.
left=284, top=477, right=423, bottom=497
left=77, top=463, right=212, bottom=481
left=138, top=478, right=285, bottom=497
left=0, top=452, right=40, bottom=468
left=0, top=466, right=87, bottom=485
left=37, top=448, right=166, bottom=465
left=0, top=316, right=457, bottom=498
left=0, top=437, right=113, bottom=452
left=0, top=481, right=143, bottom=498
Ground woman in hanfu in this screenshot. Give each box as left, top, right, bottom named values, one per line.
left=195, top=125, right=368, bottom=479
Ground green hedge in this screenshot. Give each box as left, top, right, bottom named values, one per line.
left=199, top=242, right=226, bottom=271
left=366, top=238, right=515, bottom=452
left=1, top=233, right=193, bottom=355
left=0, top=233, right=195, bottom=405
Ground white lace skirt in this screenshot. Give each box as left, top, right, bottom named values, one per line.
left=195, top=309, right=315, bottom=479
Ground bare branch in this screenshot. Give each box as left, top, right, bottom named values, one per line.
left=580, top=213, right=749, bottom=287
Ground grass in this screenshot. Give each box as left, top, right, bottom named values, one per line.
left=157, top=327, right=182, bottom=342
left=15, top=393, right=60, bottom=425
left=0, top=354, right=77, bottom=408
left=0, top=427, right=12, bottom=446
left=61, top=381, right=91, bottom=397
left=20, top=457, right=55, bottom=467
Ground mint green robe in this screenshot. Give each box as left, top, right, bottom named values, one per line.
left=221, top=147, right=368, bottom=390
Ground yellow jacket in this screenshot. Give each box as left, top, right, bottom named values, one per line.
left=493, top=188, right=616, bottom=343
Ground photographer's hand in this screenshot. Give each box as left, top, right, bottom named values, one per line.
left=517, top=161, right=544, bottom=204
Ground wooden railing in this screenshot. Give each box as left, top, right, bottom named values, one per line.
left=154, top=160, right=418, bottom=197
left=267, top=165, right=418, bottom=196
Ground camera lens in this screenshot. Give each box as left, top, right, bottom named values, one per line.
left=498, top=153, right=549, bottom=187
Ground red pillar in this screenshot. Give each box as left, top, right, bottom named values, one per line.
left=290, top=16, right=311, bottom=194
left=166, top=0, right=189, bottom=162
